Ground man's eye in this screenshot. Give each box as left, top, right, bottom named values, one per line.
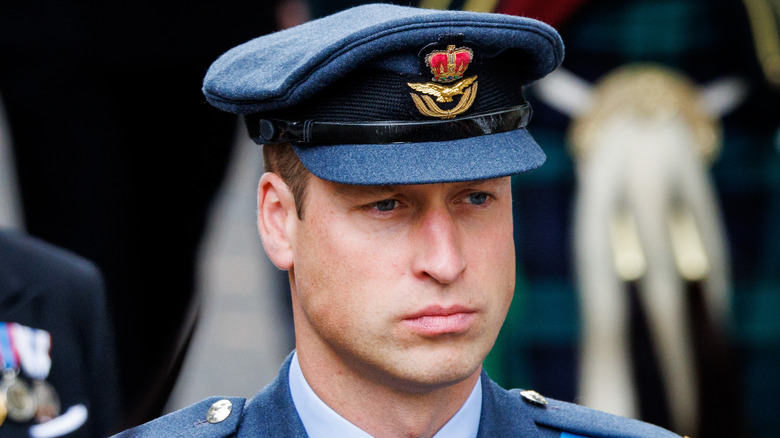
left=466, top=192, right=490, bottom=205
left=373, top=199, right=398, bottom=212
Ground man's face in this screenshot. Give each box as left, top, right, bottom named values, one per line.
left=289, top=175, right=515, bottom=393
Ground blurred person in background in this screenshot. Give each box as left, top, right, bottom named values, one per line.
left=0, top=0, right=308, bottom=429
left=1, top=228, right=119, bottom=437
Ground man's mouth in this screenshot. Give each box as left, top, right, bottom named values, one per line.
left=401, top=305, right=477, bottom=336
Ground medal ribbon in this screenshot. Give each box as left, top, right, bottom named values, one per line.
left=0, top=322, right=22, bottom=371
left=10, top=324, right=53, bottom=381
left=0, top=323, right=4, bottom=369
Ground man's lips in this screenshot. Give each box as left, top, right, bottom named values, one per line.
left=401, top=305, right=477, bottom=336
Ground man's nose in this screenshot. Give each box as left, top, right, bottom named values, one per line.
left=411, top=207, right=467, bottom=284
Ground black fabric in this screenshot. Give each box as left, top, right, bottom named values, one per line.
left=271, top=51, right=528, bottom=122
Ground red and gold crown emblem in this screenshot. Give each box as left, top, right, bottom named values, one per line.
left=425, top=45, right=473, bottom=83
left=408, top=44, right=478, bottom=119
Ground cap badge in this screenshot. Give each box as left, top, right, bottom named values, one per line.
left=408, top=44, right=478, bottom=119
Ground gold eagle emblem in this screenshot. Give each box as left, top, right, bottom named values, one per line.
left=407, top=76, right=478, bottom=103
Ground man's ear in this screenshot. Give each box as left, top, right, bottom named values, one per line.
left=257, top=172, right=296, bottom=270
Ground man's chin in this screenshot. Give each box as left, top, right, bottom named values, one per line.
left=378, top=352, right=485, bottom=394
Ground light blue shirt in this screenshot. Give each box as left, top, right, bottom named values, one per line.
left=289, top=352, right=482, bottom=438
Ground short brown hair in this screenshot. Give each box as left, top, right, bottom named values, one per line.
left=263, top=142, right=311, bottom=219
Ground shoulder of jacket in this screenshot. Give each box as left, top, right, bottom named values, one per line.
left=110, top=396, right=247, bottom=438
left=506, top=389, right=686, bottom=438
left=0, top=228, right=103, bottom=288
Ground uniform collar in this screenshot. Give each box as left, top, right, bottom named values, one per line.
left=289, top=351, right=482, bottom=438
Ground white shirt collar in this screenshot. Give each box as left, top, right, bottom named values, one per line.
left=289, top=351, right=482, bottom=438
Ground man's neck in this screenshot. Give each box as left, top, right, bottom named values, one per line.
left=295, top=349, right=481, bottom=438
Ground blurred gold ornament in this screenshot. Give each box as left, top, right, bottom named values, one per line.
left=569, top=64, right=722, bottom=165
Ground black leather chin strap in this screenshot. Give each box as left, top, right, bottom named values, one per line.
left=245, top=104, right=532, bottom=146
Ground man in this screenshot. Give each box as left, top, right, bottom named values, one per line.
left=114, top=4, right=684, bottom=437
left=0, top=229, right=120, bottom=437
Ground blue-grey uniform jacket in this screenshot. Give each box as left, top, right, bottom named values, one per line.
left=113, top=354, right=682, bottom=438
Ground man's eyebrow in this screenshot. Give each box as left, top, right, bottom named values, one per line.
left=333, top=184, right=401, bottom=198
left=463, top=179, right=496, bottom=188
left=332, top=178, right=505, bottom=198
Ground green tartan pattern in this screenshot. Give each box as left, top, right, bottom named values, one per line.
left=484, top=1, right=780, bottom=437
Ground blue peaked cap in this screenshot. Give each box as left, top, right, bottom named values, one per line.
left=203, top=4, right=564, bottom=185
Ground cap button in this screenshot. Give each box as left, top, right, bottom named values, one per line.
left=520, top=390, right=548, bottom=407
left=206, top=399, right=233, bottom=424
left=258, top=119, right=277, bottom=142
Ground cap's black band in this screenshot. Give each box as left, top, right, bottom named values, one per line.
left=245, top=104, right=532, bottom=146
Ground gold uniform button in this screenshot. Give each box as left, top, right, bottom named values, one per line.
left=520, top=390, right=548, bottom=407
left=206, top=399, right=233, bottom=424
